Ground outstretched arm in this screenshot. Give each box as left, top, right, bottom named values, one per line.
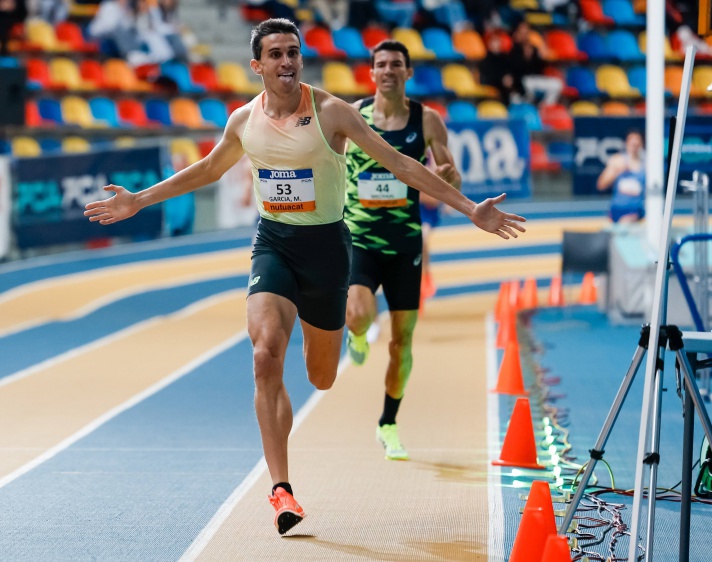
left=85, top=108, right=248, bottom=225
left=597, top=154, right=625, bottom=191
left=330, top=96, right=526, bottom=239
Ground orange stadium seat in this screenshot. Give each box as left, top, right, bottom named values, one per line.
left=663, top=65, right=700, bottom=97
left=103, top=59, right=153, bottom=92
left=322, top=62, right=370, bottom=96
left=452, top=30, right=487, bottom=60
left=601, top=101, right=631, bottom=115
left=50, top=57, right=95, bottom=91
left=170, top=98, right=205, bottom=128
left=361, top=26, right=390, bottom=49
left=392, top=28, right=435, bottom=60
left=216, top=62, right=263, bottom=95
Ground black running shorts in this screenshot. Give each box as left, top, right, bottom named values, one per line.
left=350, top=247, right=422, bottom=311
left=248, top=218, right=353, bottom=331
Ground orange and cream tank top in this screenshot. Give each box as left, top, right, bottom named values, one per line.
left=241, top=83, right=347, bottom=225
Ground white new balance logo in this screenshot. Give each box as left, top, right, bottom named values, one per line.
left=250, top=275, right=261, bottom=287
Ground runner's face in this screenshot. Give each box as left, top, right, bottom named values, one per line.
left=371, top=50, right=412, bottom=95
left=251, top=33, right=303, bottom=93
left=626, top=133, right=642, bottom=157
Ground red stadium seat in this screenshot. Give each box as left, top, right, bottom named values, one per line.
left=580, top=0, right=615, bottom=25
left=530, top=141, right=561, bottom=172
left=304, top=26, right=346, bottom=58
left=117, top=98, right=151, bottom=127
left=361, top=26, right=390, bottom=49
left=190, top=63, right=231, bottom=93
left=55, top=21, right=99, bottom=53
left=79, top=60, right=106, bottom=89
left=422, top=100, right=448, bottom=119
left=353, top=63, right=377, bottom=94
left=540, top=104, right=573, bottom=131
left=545, top=30, right=588, bottom=62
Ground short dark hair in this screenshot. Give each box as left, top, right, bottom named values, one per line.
left=370, top=40, right=411, bottom=68
left=250, top=18, right=300, bottom=60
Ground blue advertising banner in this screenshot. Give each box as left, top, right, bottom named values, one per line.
left=573, top=116, right=712, bottom=195
left=447, top=118, right=531, bottom=200
left=13, top=146, right=164, bottom=248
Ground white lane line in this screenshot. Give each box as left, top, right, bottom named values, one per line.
left=486, top=312, right=506, bottom=562
left=0, top=327, right=249, bottom=491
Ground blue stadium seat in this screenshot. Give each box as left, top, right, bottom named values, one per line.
left=411, top=65, right=454, bottom=97
left=577, top=31, right=610, bottom=62
left=89, top=97, right=120, bottom=127
left=39, top=138, right=62, bottom=153
left=421, top=28, right=464, bottom=60
left=0, top=57, right=19, bottom=68
left=547, top=141, right=574, bottom=170
left=37, top=98, right=64, bottom=125
left=199, top=98, right=228, bottom=128
left=606, top=30, right=644, bottom=63
left=447, top=100, right=478, bottom=123
left=508, top=102, right=544, bottom=131
left=567, top=67, right=601, bottom=97
left=0, top=140, right=10, bottom=154
left=332, top=27, right=370, bottom=58
left=602, top=0, right=645, bottom=26
left=627, top=66, right=646, bottom=96
left=145, top=98, right=172, bottom=126
left=160, top=62, right=206, bottom=93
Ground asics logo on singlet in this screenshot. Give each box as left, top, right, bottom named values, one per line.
left=406, top=132, right=417, bottom=143
left=295, top=117, right=312, bottom=127
left=250, top=276, right=261, bottom=287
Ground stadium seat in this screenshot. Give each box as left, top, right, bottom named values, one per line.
left=353, top=63, right=377, bottom=95
left=227, top=99, right=247, bottom=114
left=545, top=30, right=587, bottom=61
left=540, top=103, right=573, bottom=130
left=477, top=100, right=508, bottom=119
left=170, top=98, right=205, bottom=128
left=0, top=140, right=10, bottom=155
left=160, top=61, right=206, bottom=93
left=190, top=63, right=226, bottom=93
left=216, top=62, right=263, bottom=95
left=114, top=136, right=137, bottom=148
left=692, top=66, right=712, bottom=97
left=392, top=28, right=435, bottom=60
left=627, top=66, right=647, bottom=96
left=601, top=101, right=631, bottom=115
left=578, top=30, right=610, bottom=61
left=50, top=57, right=95, bottom=91
left=199, top=98, right=229, bottom=128
left=411, top=65, right=454, bottom=97
left=24, top=18, right=70, bottom=51
left=37, top=98, right=64, bottom=125
left=547, top=141, right=574, bottom=170
left=304, top=26, right=346, bottom=58
left=596, top=65, right=641, bottom=97
left=452, top=29, right=487, bottom=60
left=543, top=67, right=578, bottom=98
left=145, top=98, right=173, bottom=126
left=26, top=58, right=58, bottom=90
left=602, top=0, right=645, bottom=25
left=567, top=67, right=601, bottom=97
left=62, top=136, right=92, bottom=153
left=509, top=102, right=544, bottom=131
left=25, top=100, right=45, bottom=127
left=639, top=31, right=682, bottom=62
left=0, top=56, right=19, bottom=68
left=11, top=136, right=42, bottom=157
left=606, top=30, right=644, bottom=63
left=530, top=141, right=561, bottom=172
left=359, top=26, right=388, bottom=49
left=103, top=59, right=153, bottom=92
left=664, top=65, right=696, bottom=97
left=171, top=138, right=201, bottom=165
left=447, top=100, right=478, bottom=122
left=117, top=99, right=151, bottom=127
left=579, top=0, right=615, bottom=25
left=79, top=59, right=106, bottom=89
left=441, top=64, right=497, bottom=98
left=197, top=138, right=216, bottom=158
left=39, top=138, right=61, bottom=152
left=421, top=28, right=464, bottom=60
left=332, top=27, right=370, bottom=58
left=323, top=62, right=370, bottom=96
left=422, top=100, right=448, bottom=119
left=61, top=95, right=100, bottom=127
left=89, top=97, right=120, bottom=127
left=570, top=100, right=601, bottom=116
left=55, top=21, right=99, bottom=53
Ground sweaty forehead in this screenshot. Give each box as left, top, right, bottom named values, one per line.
left=262, top=33, right=300, bottom=52
left=374, top=51, right=406, bottom=65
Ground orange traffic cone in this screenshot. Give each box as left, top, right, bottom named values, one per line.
left=492, top=397, right=545, bottom=469
left=509, top=506, right=550, bottom=562
left=509, top=279, right=521, bottom=312
left=520, top=277, right=538, bottom=310
left=524, top=481, right=556, bottom=536
left=495, top=306, right=517, bottom=349
left=495, top=281, right=510, bottom=323
left=579, top=272, right=597, bottom=304
left=493, top=340, right=527, bottom=395
left=541, top=535, right=573, bottom=561
left=548, top=274, right=564, bottom=307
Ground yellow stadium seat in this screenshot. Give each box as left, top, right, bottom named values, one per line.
left=595, top=65, right=641, bottom=98
left=452, top=30, right=486, bottom=60
left=601, top=101, right=631, bottom=116
left=11, top=136, right=42, bottom=158
left=441, top=64, right=498, bottom=98
left=50, top=57, right=95, bottom=91
left=392, top=28, right=436, bottom=60
left=61, top=95, right=103, bottom=128
left=322, top=62, right=370, bottom=96
left=25, top=18, right=70, bottom=52
left=62, top=136, right=91, bottom=153
left=171, top=138, right=201, bottom=166
left=638, top=31, right=682, bottom=62
left=692, top=66, right=712, bottom=97
left=170, top=98, right=205, bottom=128
left=477, top=100, right=508, bottom=119
left=115, top=136, right=137, bottom=148
left=570, top=100, right=601, bottom=116
left=216, top=62, right=263, bottom=95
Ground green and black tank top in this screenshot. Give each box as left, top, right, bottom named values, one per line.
left=344, top=97, right=427, bottom=254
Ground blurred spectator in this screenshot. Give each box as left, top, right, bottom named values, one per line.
left=37, top=0, right=67, bottom=23
left=421, top=0, right=469, bottom=32
left=0, top=0, right=26, bottom=56
left=134, top=0, right=180, bottom=64
left=155, top=0, right=189, bottom=61
left=88, top=0, right=142, bottom=59
left=508, top=21, right=561, bottom=104
left=310, top=0, right=348, bottom=30
left=375, top=0, right=417, bottom=28
left=479, top=32, right=516, bottom=103
left=597, top=130, right=646, bottom=223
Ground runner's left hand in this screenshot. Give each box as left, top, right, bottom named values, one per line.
left=435, top=163, right=457, bottom=185
left=470, top=193, right=526, bottom=240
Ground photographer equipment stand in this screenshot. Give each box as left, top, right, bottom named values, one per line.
left=557, top=46, right=712, bottom=562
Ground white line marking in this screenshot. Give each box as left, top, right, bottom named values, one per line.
left=0, top=328, right=249, bottom=491
left=486, top=312, right=506, bottom=562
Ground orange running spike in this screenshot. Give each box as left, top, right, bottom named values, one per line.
left=492, top=397, right=545, bottom=469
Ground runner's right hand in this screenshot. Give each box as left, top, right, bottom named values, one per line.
left=84, top=185, right=139, bottom=225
